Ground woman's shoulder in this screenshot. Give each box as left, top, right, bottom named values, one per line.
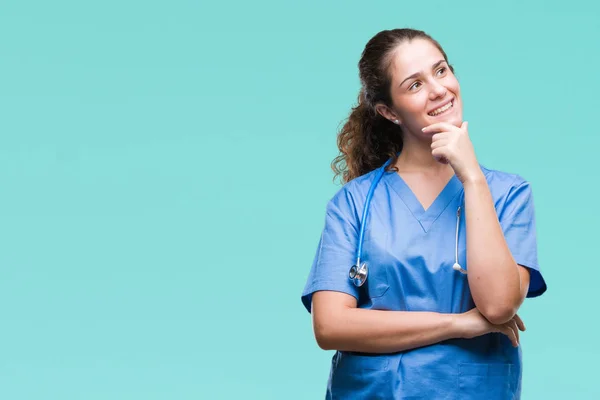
left=478, top=164, right=533, bottom=199
left=326, top=168, right=383, bottom=213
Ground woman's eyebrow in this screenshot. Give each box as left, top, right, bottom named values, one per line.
left=399, top=60, right=447, bottom=87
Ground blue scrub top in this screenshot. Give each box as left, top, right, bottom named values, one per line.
left=301, top=163, right=547, bottom=400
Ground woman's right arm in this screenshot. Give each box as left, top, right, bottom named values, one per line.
left=311, top=291, right=524, bottom=353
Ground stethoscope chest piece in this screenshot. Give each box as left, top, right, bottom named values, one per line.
left=349, top=262, right=368, bottom=287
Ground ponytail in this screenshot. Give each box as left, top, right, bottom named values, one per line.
left=331, top=89, right=403, bottom=184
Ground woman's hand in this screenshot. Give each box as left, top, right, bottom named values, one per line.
left=422, top=121, right=483, bottom=184
left=455, top=307, right=526, bottom=347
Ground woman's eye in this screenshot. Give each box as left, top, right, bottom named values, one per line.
left=409, top=81, right=421, bottom=91
left=437, top=67, right=447, bottom=75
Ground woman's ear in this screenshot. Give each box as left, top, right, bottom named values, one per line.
left=375, top=103, right=401, bottom=125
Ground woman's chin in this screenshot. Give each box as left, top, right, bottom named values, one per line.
left=424, top=115, right=463, bottom=128
left=425, top=114, right=463, bottom=128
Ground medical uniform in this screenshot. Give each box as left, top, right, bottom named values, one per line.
left=301, top=162, right=547, bottom=399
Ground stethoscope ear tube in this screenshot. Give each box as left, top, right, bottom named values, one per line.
left=453, top=205, right=467, bottom=274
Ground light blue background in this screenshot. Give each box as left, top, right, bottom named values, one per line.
left=0, top=0, right=597, bottom=398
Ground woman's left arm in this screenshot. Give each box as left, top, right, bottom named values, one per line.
left=462, top=175, right=530, bottom=325
left=426, top=121, right=533, bottom=325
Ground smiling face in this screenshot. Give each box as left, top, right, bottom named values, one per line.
left=376, top=38, right=463, bottom=139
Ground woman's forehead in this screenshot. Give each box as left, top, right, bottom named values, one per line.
left=389, top=39, right=445, bottom=81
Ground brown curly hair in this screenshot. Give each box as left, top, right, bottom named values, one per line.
left=331, top=28, right=455, bottom=184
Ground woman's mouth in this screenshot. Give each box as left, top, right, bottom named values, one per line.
left=428, top=99, right=454, bottom=117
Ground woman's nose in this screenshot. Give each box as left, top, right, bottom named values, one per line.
left=429, top=82, right=447, bottom=99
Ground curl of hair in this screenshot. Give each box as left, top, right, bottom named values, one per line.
left=331, top=28, right=454, bottom=184
left=331, top=90, right=402, bottom=184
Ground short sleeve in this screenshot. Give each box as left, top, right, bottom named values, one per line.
left=498, top=178, right=547, bottom=298
left=301, top=189, right=361, bottom=313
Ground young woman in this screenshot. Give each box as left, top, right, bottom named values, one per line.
left=301, top=28, right=547, bottom=399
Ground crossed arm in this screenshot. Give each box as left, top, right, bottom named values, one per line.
left=462, top=175, right=530, bottom=325
left=311, top=175, right=531, bottom=354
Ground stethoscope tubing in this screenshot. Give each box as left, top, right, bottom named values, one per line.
left=351, top=156, right=467, bottom=288
left=355, top=157, right=394, bottom=267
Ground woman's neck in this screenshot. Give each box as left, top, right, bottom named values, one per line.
left=395, top=135, right=453, bottom=176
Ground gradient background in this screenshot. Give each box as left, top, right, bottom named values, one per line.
left=0, top=0, right=597, bottom=398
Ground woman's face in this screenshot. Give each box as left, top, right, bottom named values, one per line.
left=378, top=38, right=463, bottom=139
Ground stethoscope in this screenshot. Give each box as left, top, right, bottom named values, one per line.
left=348, top=157, right=468, bottom=287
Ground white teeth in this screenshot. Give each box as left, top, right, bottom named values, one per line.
left=429, top=101, right=453, bottom=116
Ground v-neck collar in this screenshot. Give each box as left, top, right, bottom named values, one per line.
left=383, top=170, right=463, bottom=233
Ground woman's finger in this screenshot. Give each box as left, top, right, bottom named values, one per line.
left=510, top=320, right=519, bottom=345
left=503, top=324, right=518, bottom=347
left=431, top=132, right=450, bottom=142
left=431, top=148, right=449, bottom=164
left=431, top=139, right=449, bottom=149
left=513, top=314, right=526, bottom=332
left=422, top=122, right=460, bottom=134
